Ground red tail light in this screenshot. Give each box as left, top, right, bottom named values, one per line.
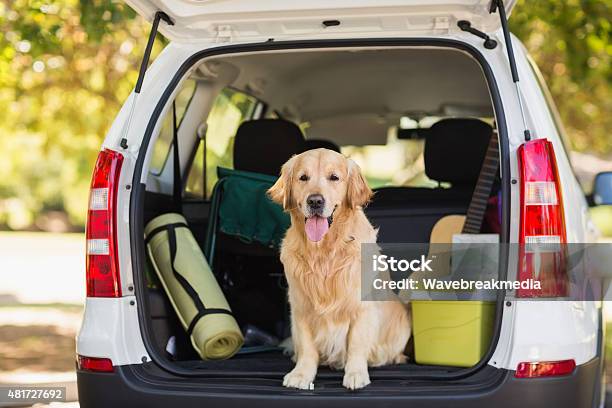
left=515, top=359, right=575, bottom=378
left=517, top=139, right=567, bottom=297
left=86, top=149, right=123, bottom=297
left=78, top=355, right=114, bottom=372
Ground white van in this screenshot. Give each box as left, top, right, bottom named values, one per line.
left=76, top=1, right=612, bottom=406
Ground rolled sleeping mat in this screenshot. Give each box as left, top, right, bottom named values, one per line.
left=145, top=213, right=243, bottom=360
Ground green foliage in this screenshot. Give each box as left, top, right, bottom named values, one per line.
left=510, top=0, right=611, bottom=154
left=79, top=0, right=136, bottom=42
left=0, top=0, right=609, bottom=230
left=591, top=206, right=612, bottom=237
left=0, top=0, right=160, bottom=229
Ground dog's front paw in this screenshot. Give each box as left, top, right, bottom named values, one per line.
left=283, top=369, right=315, bottom=390
left=343, top=370, right=371, bottom=390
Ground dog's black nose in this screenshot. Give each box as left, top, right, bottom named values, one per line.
left=307, top=194, right=325, bottom=210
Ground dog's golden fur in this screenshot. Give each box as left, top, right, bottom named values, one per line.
left=268, top=148, right=411, bottom=390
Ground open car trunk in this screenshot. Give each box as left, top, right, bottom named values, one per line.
left=132, top=41, right=510, bottom=386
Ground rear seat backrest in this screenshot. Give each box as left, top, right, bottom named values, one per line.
left=367, top=118, right=493, bottom=243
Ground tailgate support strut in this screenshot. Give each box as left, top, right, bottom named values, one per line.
left=120, top=11, right=174, bottom=149
left=490, top=0, right=531, bottom=141
left=135, top=11, right=174, bottom=94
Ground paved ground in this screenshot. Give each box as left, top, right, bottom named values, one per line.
left=0, top=232, right=83, bottom=407
left=0, top=307, right=80, bottom=407
left=0, top=232, right=84, bottom=305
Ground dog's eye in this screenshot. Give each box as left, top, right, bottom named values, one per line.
left=329, top=174, right=340, bottom=181
left=299, top=174, right=309, bottom=182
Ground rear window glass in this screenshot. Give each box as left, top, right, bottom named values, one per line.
left=337, top=116, right=493, bottom=189
left=342, top=139, right=436, bottom=189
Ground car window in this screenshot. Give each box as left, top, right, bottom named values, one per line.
left=329, top=117, right=457, bottom=189
left=149, top=79, right=197, bottom=175
left=331, top=116, right=494, bottom=189
left=185, top=88, right=258, bottom=199
left=342, top=138, right=436, bottom=189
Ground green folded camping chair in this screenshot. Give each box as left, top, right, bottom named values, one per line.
left=204, top=167, right=290, bottom=265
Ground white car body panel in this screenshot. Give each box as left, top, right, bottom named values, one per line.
left=486, top=34, right=599, bottom=370
left=124, top=0, right=517, bottom=42
left=77, top=297, right=149, bottom=365
left=77, top=17, right=600, bottom=374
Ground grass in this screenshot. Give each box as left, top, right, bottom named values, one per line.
left=0, top=306, right=83, bottom=374
left=0, top=324, right=77, bottom=372
left=591, top=207, right=612, bottom=238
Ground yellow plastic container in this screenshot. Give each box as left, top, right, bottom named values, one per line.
left=412, top=300, right=495, bottom=367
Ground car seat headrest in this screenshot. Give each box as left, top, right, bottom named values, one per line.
left=233, top=119, right=305, bottom=176
left=424, top=118, right=493, bottom=186
left=303, top=139, right=341, bottom=153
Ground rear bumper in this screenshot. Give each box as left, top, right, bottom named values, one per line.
left=77, top=357, right=601, bottom=408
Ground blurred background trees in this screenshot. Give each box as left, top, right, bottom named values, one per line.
left=510, top=0, right=611, bottom=154
left=0, top=0, right=610, bottom=231
left=0, top=0, right=152, bottom=230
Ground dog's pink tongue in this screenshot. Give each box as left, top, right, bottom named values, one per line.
left=305, top=216, right=329, bottom=242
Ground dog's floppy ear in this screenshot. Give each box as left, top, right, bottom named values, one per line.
left=346, top=159, right=373, bottom=209
left=268, top=155, right=297, bottom=210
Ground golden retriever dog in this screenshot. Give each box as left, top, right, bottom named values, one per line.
left=268, top=148, right=411, bottom=390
